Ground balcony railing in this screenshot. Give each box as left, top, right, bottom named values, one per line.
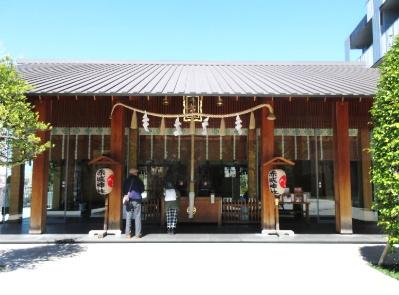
left=381, top=17, right=399, bottom=56
left=357, top=45, right=374, bottom=67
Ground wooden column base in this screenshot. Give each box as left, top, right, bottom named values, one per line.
left=260, top=101, right=275, bottom=231
left=9, top=164, right=24, bottom=223
left=333, top=102, right=353, bottom=234
left=108, top=103, right=125, bottom=231
left=29, top=99, right=51, bottom=234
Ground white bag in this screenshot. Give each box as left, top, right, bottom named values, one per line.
left=123, top=194, right=129, bottom=205
left=164, top=189, right=177, bottom=201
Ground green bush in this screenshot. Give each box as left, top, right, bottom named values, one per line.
left=371, top=36, right=399, bottom=248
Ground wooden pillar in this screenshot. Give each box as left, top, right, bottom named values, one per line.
left=30, top=99, right=51, bottom=234
left=332, top=101, right=353, bottom=234
left=129, top=110, right=138, bottom=170
left=189, top=118, right=195, bottom=194
left=247, top=113, right=257, bottom=199
left=360, top=128, right=372, bottom=210
left=9, top=164, right=24, bottom=222
left=261, top=101, right=275, bottom=231
left=108, top=103, right=125, bottom=230
left=80, top=161, right=91, bottom=205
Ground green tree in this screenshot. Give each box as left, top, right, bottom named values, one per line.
left=370, top=36, right=399, bottom=264
left=0, top=56, right=51, bottom=166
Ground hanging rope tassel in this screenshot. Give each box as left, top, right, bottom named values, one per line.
left=160, top=117, right=166, bottom=136
left=249, top=111, right=255, bottom=130
left=142, top=111, right=150, bottom=132
left=220, top=118, right=226, bottom=136
left=190, top=118, right=195, bottom=135
left=131, top=110, right=137, bottom=129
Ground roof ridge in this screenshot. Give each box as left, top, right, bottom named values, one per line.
left=16, top=59, right=368, bottom=66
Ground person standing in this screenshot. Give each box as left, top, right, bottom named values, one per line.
left=164, top=181, right=180, bottom=234
left=123, top=168, right=144, bottom=238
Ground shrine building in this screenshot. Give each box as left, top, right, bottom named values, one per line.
left=2, top=61, right=379, bottom=234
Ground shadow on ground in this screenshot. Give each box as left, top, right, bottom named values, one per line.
left=0, top=243, right=86, bottom=272
left=359, top=245, right=399, bottom=265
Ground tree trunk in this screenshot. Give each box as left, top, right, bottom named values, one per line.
left=378, top=243, right=390, bottom=266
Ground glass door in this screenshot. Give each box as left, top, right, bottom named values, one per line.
left=46, top=129, right=108, bottom=229
left=274, top=128, right=335, bottom=225
left=312, top=131, right=335, bottom=223
left=0, top=165, right=11, bottom=224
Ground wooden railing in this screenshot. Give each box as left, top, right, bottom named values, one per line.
left=142, top=198, right=262, bottom=224
left=222, top=198, right=261, bottom=223
left=142, top=199, right=162, bottom=223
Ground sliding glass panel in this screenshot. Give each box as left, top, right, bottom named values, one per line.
left=274, top=129, right=336, bottom=223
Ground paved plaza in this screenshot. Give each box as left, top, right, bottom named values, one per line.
left=0, top=241, right=398, bottom=294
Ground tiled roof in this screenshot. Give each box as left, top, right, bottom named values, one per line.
left=16, top=61, right=379, bottom=97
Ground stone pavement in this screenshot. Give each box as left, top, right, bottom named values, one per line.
left=0, top=232, right=389, bottom=244
left=0, top=242, right=398, bottom=294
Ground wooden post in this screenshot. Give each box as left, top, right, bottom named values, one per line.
left=9, top=164, right=24, bottom=222
left=333, top=101, right=353, bottom=234
left=189, top=118, right=195, bottom=194
left=30, top=99, right=51, bottom=234
left=160, top=198, right=165, bottom=226
left=129, top=129, right=138, bottom=170
left=217, top=198, right=222, bottom=227
left=108, top=103, right=125, bottom=230
left=261, top=101, right=275, bottom=231
left=129, top=109, right=139, bottom=170
left=188, top=118, right=195, bottom=218
left=51, top=164, right=62, bottom=209
left=359, top=128, right=372, bottom=210
left=104, top=196, right=109, bottom=231
left=275, top=198, right=280, bottom=231
left=247, top=112, right=256, bottom=198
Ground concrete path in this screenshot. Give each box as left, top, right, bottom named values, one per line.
left=0, top=243, right=397, bottom=294
left=0, top=233, right=388, bottom=244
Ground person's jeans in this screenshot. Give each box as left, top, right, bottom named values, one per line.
left=125, top=200, right=142, bottom=236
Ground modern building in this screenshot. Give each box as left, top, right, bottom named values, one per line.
left=345, top=0, right=399, bottom=67
left=0, top=60, right=380, bottom=235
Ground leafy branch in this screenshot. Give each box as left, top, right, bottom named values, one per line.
left=0, top=56, right=51, bottom=167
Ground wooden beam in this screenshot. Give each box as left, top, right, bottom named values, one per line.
left=261, top=100, right=275, bottom=230
left=263, top=157, right=295, bottom=167
left=30, top=99, right=51, bottom=234
left=108, top=104, right=125, bottom=230
left=9, top=164, right=24, bottom=222
left=360, top=128, right=372, bottom=210
left=332, top=102, right=353, bottom=234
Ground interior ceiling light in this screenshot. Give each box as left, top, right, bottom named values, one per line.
left=162, top=96, right=169, bottom=106
left=217, top=96, right=223, bottom=107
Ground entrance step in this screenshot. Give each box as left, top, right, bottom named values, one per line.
left=261, top=229, right=295, bottom=237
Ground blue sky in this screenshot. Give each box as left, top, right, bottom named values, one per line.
left=0, top=0, right=366, bottom=61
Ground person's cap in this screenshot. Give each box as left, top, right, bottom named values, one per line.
left=129, top=168, right=138, bottom=174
